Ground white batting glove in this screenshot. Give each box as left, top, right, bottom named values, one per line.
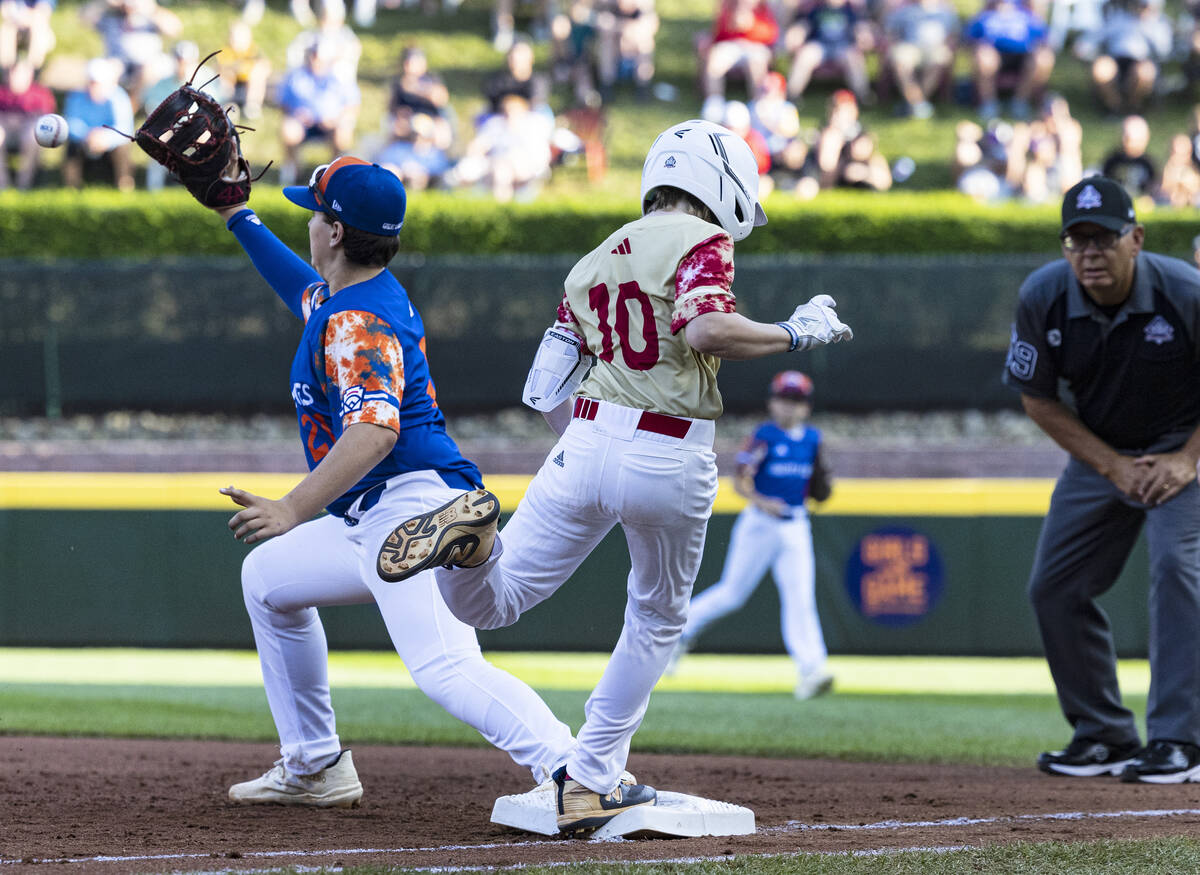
left=777, top=294, right=853, bottom=352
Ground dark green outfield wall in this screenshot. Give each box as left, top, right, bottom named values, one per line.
left=0, top=509, right=1150, bottom=656
left=2, top=254, right=1049, bottom=417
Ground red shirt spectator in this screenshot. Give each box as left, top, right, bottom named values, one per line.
left=0, top=72, right=54, bottom=115
left=713, top=0, right=778, bottom=46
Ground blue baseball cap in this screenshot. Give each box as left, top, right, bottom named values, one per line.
left=283, top=156, right=406, bottom=236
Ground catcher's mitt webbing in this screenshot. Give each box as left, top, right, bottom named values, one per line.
left=133, top=51, right=267, bottom=207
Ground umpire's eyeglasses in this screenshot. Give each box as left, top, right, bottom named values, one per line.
left=1060, top=224, right=1134, bottom=253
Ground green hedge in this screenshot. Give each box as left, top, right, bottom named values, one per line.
left=3, top=187, right=1199, bottom=257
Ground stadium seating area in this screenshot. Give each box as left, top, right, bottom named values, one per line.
left=4, top=0, right=1200, bottom=206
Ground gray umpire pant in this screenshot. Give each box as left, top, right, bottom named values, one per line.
left=1028, top=456, right=1200, bottom=748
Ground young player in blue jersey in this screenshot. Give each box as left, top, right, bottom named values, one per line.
left=669, top=370, right=835, bottom=699
left=209, top=156, right=575, bottom=807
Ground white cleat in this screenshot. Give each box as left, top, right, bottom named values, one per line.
left=228, top=750, right=363, bottom=808
left=795, top=671, right=834, bottom=700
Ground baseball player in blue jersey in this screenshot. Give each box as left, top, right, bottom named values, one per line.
left=669, top=370, right=834, bottom=698
left=209, top=156, right=575, bottom=807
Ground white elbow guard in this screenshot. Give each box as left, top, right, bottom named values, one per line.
left=523, top=326, right=591, bottom=412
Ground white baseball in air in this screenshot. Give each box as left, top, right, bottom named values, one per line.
left=34, top=113, right=68, bottom=148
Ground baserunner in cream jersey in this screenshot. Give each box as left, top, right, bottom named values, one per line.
left=378, top=119, right=853, bottom=834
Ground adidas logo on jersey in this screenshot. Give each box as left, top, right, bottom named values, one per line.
left=610, top=238, right=631, bottom=256
left=552, top=451, right=565, bottom=468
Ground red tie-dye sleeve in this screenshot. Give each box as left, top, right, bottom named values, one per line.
left=323, top=310, right=404, bottom=434
left=554, top=290, right=592, bottom=354
left=670, top=233, right=737, bottom=335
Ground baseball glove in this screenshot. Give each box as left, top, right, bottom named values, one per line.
left=134, top=52, right=263, bottom=208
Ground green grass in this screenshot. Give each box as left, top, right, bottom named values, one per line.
left=0, top=649, right=1179, bottom=873
left=40, top=0, right=1200, bottom=196
left=0, top=650, right=1151, bottom=765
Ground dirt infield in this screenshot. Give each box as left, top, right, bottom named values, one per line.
left=4, top=737, right=1200, bottom=873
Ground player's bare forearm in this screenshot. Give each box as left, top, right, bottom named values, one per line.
left=684, top=311, right=793, bottom=360
left=1020, top=393, right=1156, bottom=499
left=214, top=204, right=245, bottom=222
left=1022, top=394, right=1121, bottom=476
left=222, top=423, right=396, bottom=543
left=542, top=398, right=572, bottom=436
left=283, top=423, right=397, bottom=521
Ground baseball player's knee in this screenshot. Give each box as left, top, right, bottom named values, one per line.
left=239, top=549, right=290, bottom=618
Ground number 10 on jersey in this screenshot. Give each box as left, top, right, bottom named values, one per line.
left=588, top=281, right=661, bottom=370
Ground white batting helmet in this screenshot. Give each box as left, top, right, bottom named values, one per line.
left=640, top=119, right=767, bottom=242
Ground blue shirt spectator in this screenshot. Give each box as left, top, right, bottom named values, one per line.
left=62, top=57, right=135, bottom=189
left=965, top=0, right=1054, bottom=120
left=63, top=59, right=134, bottom=145
left=966, top=0, right=1047, bottom=55
left=277, top=50, right=360, bottom=128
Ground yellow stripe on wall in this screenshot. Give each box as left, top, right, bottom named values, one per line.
left=0, top=472, right=1055, bottom=516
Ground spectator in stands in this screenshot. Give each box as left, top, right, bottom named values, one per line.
left=450, top=92, right=553, bottom=201
left=276, top=38, right=360, bottom=186
left=882, top=0, right=958, bottom=118
left=550, top=0, right=602, bottom=105
left=482, top=36, right=550, bottom=119
left=595, top=0, right=659, bottom=101
left=493, top=0, right=556, bottom=51
left=964, top=0, right=1055, bottom=121
left=388, top=44, right=454, bottom=148
left=812, top=88, right=862, bottom=188
left=1072, top=0, right=1172, bottom=116
left=0, top=58, right=53, bottom=188
left=782, top=0, right=873, bottom=103
left=82, top=0, right=182, bottom=110
left=143, top=41, right=219, bottom=190
left=1102, top=113, right=1157, bottom=200
left=0, top=0, right=55, bottom=71
left=374, top=110, right=453, bottom=191
left=954, top=118, right=1022, bottom=200
left=1158, top=133, right=1200, bottom=206
left=142, top=39, right=210, bottom=111
left=1181, top=0, right=1200, bottom=93
left=700, top=0, right=778, bottom=118
left=61, top=57, right=135, bottom=190
left=723, top=98, right=772, bottom=196
left=219, top=19, right=271, bottom=120
left=836, top=130, right=892, bottom=189
left=287, top=0, right=361, bottom=90
left=1040, top=92, right=1083, bottom=192
left=750, top=71, right=804, bottom=164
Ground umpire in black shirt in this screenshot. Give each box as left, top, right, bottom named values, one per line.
left=1004, top=175, right=1200, bottom=784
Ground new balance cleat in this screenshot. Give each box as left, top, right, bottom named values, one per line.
left=1120, top=740, right=1200, bottom=784
left=553, top=766, right=656, bottom=834
left=228, top=749, right=363, bottom=807
left=1036, top=738, right=1140, bottom=777
left=377, top=489, right=499, bottom=583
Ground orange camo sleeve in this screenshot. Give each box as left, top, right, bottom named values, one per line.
left=671, top=233, right=736, bottom=335
left=323, top=310, right=404, bottom=434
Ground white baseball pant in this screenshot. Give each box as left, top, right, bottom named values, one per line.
left=684, top=504, right=828, bottom=676
left=239, top=469, right=576, bottom=779
left=434, top=399, right=718, bottom=794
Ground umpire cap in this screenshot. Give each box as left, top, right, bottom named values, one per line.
left=770, top=370, right=813, bottom=400
left=1061, top=176, right=1136, bottom=234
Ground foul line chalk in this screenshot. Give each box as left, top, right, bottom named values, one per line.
left=3, top=808, right=1198, bottom=869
